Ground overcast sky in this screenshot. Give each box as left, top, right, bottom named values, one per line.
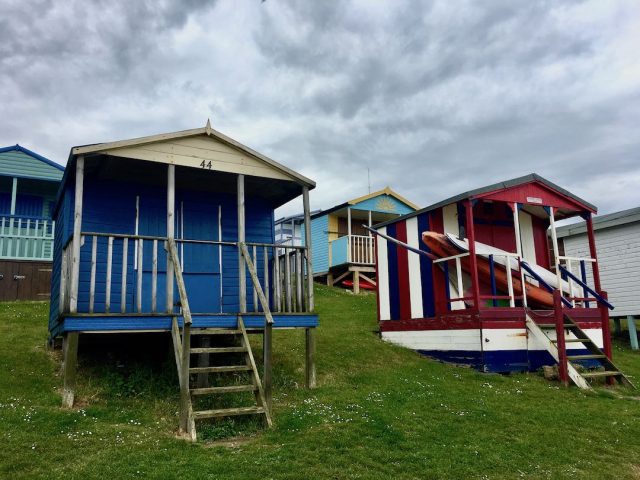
left=1, top=0, right=639, bottom=218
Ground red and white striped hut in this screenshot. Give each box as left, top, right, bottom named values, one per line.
left=372, top=174, right=629, bottom=387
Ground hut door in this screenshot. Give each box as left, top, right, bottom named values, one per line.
left=176, top=199, right=221, bottom=313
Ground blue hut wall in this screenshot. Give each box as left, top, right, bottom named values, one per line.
left=308, top=214, right=329, bottom=274
left=49, top=174, right=274, bottom=334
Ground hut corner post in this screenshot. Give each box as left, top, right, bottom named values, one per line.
left=465, top=200, right=481, bottom=311
left=63, top=155, right=84, bottom=407
left=166, top=165, right=175, bottom=313
left=585, top=213, right=613, bottom=361
left=303, top=186, right=316, bottom=389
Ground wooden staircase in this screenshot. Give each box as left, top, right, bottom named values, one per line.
left=526, top=293, right=633, bottom=389
left=188, top=319, right=272, bottom=427
left=167, top=238, right=274, bottom=441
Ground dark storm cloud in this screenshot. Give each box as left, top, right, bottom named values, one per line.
left=0, top=0, right=638, bottom=216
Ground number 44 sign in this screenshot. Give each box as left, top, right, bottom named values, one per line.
left=200, top=160, right=213, bottom=170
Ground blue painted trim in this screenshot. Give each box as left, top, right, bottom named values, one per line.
left=489, top=254, right=497, bottom=307
left=60, top=313, right=319, bottom=332
left=0, top=144, right=65, bottom=171
left=558, top=264, right=614, bottom=310
left=418, top=348, right=599, bottom=373
left=417, top=213, right=435, bottom=317
left=386, top=223, right=400, bottom=320
left=580, top=260, right=590, bottom=308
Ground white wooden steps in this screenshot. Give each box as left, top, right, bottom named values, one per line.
left=526, top=312, right=633, bottom=389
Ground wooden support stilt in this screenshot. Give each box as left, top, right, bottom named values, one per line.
left=326, top=272, right=334, bottom=287
left=628, top=315, right=639, bottom=350
left=353, top=271, right=360, bottom=294
left=305, top=328, right=316, bottom=388
left=62, top=332, right=79, bottom=407
left=263, top=322, right=272, bottom=413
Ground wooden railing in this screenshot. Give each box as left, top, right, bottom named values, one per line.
left=60, top=232, right=310, bottom=316
left=328, top=234, right=375, bottom=267
left=349, top=235, right=375, bottom=265
left=0, top=215, right=54, bottom=261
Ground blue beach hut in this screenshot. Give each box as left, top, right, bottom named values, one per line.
left=49, top=121, right=318, bottom=439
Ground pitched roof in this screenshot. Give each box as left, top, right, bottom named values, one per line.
left=311, top=186, right=419, bottom=219
left=556, top=206, right=640, bottom=238
left=347, top=186, right=420, bottom=210
left=0, top=144, right=64, bottom=181
left=69, top=120, right=315, bottom=188
left=374, top=173, right=596, bottom=229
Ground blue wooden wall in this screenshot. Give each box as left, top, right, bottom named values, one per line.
left=49, top=174, right=274, bottom=335
left=309, top=215, right=329, bottom=274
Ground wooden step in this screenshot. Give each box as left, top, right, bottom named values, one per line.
left=536, top=323, right=574, bottom=328
left=190, top=328, right=242, bottom=335
left=552, top=338, right=593, bottom=344
left=567, top=354, right=607, bottom=361
left=190, top=346, right=247, bottom=354
left=582, top=371, right=623, bottom=378
left=193, top=406, right=265, bottom=420
left=191, top=384, right=257, bottom=395
left=189, top=365, right=251, bottom=374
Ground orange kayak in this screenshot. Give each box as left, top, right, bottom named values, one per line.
left=422, top=232, right=554, bottom=308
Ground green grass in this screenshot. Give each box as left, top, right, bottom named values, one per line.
left=1, top=286, right=640, bottom=479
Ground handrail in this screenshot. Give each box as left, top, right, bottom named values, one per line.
left=81, top=231, right=307, bottom=250
left=558, top=264, right=614, bottom=310
left=520, top=261, right=573, bottom=309
left=433, top=252, right=469, bottom=264
left=363, top=225, right=435, bottom=259
left=167, top=238, right=193, bottom=324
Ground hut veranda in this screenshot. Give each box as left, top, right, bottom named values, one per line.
left=48, top=122, right=318, bottom=440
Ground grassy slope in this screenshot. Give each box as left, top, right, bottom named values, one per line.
left=0, top=286, right=639, bottom=479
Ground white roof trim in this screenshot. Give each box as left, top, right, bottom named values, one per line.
left=71, top=122, right=315, bottom=188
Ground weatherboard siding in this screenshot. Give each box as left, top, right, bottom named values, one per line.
left=50, top=176, right=273, bottom=332
left=310, top=215, right=329, bottom=274
left=562, top=222, right=640, bottom=317
left=0, top=150, right=63, bottom=181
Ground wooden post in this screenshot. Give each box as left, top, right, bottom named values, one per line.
left=166, top=164, right=175, bottom=313
left=549, top=207, right=563, bottom=293
left=303, top=187, right=316, bottom=388
left=353, top=270, right=360, bottom=294
left=70, top=156, right=84, bottom=313
left=136, top=238, right=143, bottom=312
left=585, top=214, right=611, bottom=360
left=553, top=290, right=569, bottom=386
left=599, top=290, right=613, bottom=361
left=62, top=332, right=79, bottom=407
left=512, top=203, right=527, bottom=307
left=9, top=177, right=17, bottom=215
left=465, top=200, right=481, bottom=310
left=89, top=236, right=97, bottom=313
left=264, top=321, right=272, bottom=413
left=628, top=315, right=639, bottom=351
left=105, top=237, right=113, bottom=313
left=585, top=213, right=602, bottom=292
left=151, top=239, right=158, bottom=313
left=238, top=174, right=246, bottom=313
left=305, top=328, right=316, bottom=388
left=347, top=207, right=352, bottom=262
left=121, top=238, right=128, bottom=314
